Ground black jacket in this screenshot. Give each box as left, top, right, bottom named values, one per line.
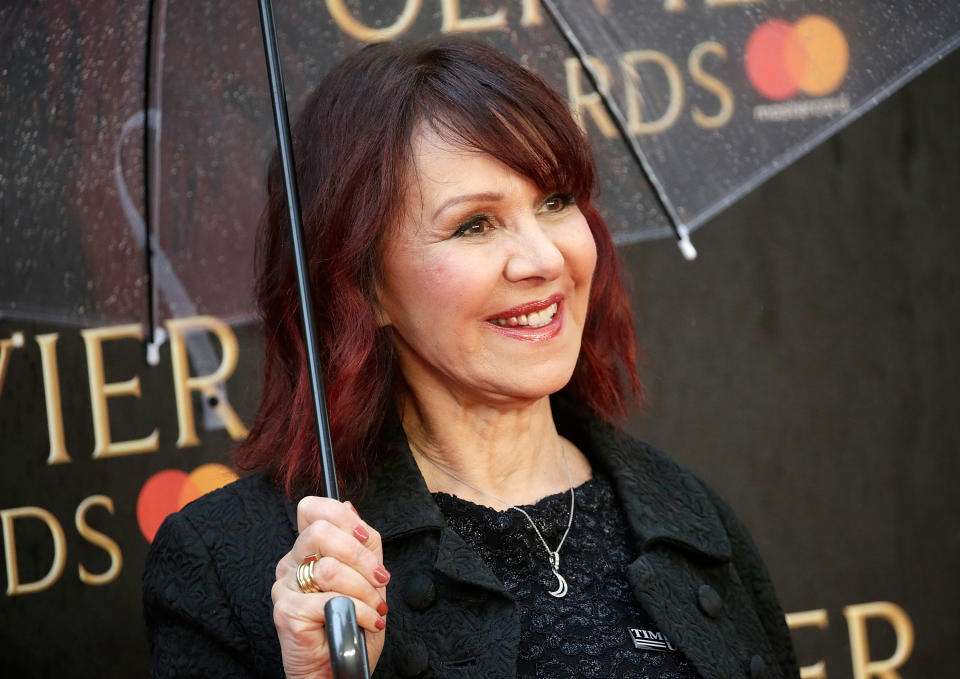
left=143, top=402, right=799, bottom=679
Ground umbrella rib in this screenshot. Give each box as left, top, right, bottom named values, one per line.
left=539, top=0, right=696, bottom=258
left=143, top=0, right=158, bottom=348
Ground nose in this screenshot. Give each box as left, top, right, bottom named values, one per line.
left=503, top=218, right=565, bottom=283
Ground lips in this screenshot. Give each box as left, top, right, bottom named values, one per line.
left=488, top=302, right=559, bottom=328
left=487, top=294, right=564, bottom=329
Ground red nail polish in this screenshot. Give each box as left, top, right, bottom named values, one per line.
left=345, top=500, right=360, bottom=517
left=377, top=600, right=389, bottom=616
left=374, top=565, right=390, bottom=584
left=375, top=616, right=386, bottom=631
left=353, top=525, right=370, bottom=542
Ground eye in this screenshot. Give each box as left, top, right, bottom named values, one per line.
left=541, top=192, right=575, bottom=214
left=453, top=216, right=494, bottom=238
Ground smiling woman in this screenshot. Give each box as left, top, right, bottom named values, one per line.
left=143, top=38, right=800, bottom=679
left=378, top=127, right=598, bottom=408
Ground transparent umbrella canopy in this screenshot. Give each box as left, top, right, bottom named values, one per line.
left=2, top=0, right=958, bottom=331
left=543, top=0, right=960, bottom=245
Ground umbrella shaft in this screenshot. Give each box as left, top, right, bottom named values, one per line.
left=257, top=0, right=339, bottom=501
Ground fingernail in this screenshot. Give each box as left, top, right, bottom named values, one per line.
left=375, top=616, right=386, bottom=631
left=353, top=525, right=370, bottom=542
left=377, top=600, right=389, bottom=616
left=374, top=565, right=390, bottom=584
left=345, top=500, right=360, bottom=517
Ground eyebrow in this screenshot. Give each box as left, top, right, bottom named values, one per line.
left=431, top=192, right=503, bottom=221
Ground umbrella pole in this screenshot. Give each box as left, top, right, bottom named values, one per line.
left=256, top=2, right=371, bottom=677
left=539, top=0, right=697, bottom=260
left=256, top=0, right=338, bottom=501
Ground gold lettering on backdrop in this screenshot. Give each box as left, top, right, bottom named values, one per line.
left=81, top=324, right=159, bottom=458
left=520, top=0, right=543, bottom=26
left=688, top=41, right=734, bottom=129
left=2, top=506, right=67, bottom=596
left=36, top=333, right=72, bottom=465
left=564, top=57, right=618, bottom=138
left=786, top=609, right=829, bottom=679
left=440, top=0, right=507, bottom=33
left=666, top=0, right=764, bottom=10
left=325, top=0, right=421, bottom=43
left=520, top=0, right=611, bottom=27
left=75, top=495, right=122, bottom=586
left=0, top=331, right=24, bottom=399
left=621, top=50, right=683, bottom=135
left=166, top=316, right=248, bottom=448
left=843, top=602, right=914, bottom=679
left=706, top=0, right=765, bottom=7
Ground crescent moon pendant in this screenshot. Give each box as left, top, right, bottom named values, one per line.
left=548, top=570, right=568, bottom=598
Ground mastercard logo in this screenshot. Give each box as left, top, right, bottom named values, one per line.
left=136, top=463, right=239, bottom=542
left=745, top=16, right=849, bottom=101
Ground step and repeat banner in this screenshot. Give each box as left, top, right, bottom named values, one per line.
left=2, top=1, right=958, bottom=677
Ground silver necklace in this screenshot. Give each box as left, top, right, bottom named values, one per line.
left=411, top=439, right=575, bottom=598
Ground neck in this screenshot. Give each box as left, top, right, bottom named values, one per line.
left=398, top=391, right=589, bottom=507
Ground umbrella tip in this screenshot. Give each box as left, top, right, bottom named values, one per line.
left=677, top=227, right=697, bottom=261
left=145, top=327, right=168, bottom=366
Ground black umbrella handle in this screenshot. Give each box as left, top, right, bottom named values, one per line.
left=325, top=597, right=372, bottom=679
left=257, top=2, right=370, bottom=679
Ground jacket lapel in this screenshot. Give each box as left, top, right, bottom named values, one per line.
left=552, top=396, right=732, bottom=562
left=358, top=436, right=506, bottom=595
left=553, top=398, right=770, bottom=679
left=355, top=400, right=767, bottom=679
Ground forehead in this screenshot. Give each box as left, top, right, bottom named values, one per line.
left=406, top=125, right=533, bottom=212
left=410, top=125, right=481, bottom=179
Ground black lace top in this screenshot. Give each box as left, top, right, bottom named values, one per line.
left=432, top=473, right=703, bottom=679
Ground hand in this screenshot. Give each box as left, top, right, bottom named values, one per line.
left=272, top=497, right=389, bottom=679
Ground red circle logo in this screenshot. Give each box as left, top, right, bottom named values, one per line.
left=136, top=463, right=238, bottom=542
left=745, top=16, right=849, bottom=101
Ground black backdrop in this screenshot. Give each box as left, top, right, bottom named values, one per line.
left=621, top=49, right=960, bottom=678
left=0, top=34, right=957, bottom=679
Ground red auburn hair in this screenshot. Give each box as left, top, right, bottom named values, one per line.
left=235, top=38, right=643, bottom=499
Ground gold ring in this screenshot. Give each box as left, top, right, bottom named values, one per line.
left=296, top=553, right=322, bottom=594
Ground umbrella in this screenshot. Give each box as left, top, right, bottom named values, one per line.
left=0, top=3, right=956, bottom=677
left=256, top=1, right=366, bottom=675
left=538, top=0, right=960, bottom=255
left=4, top=1, right=958, bottom=334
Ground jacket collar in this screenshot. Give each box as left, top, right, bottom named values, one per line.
left=357, top=429, right=507, bottom=594
left=552, top=397, right=731, bottom=562
left=356, top=397, right=731, bottom=563
left=356, top=433, right=446, bottom=541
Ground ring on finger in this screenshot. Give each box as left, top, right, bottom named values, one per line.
left=297, top=553, right=323, bottom=594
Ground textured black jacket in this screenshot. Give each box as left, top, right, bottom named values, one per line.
left=143, top=400, right=799, bottom=679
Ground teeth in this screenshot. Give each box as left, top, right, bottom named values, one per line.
left=490, top=302, right=558, bottom=328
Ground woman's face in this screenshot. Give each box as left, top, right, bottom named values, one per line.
left=377, top=127, right=597, bottom=407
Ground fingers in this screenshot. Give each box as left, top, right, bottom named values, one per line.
left=288, top=511, right=389, bottom=594
left=272, top=582, right=386, bottom=637
left=296, top=497, right=383, bottom=559
left=285, top=553, right=388, bottom=618
left=274, top=498, right=389, bottom=677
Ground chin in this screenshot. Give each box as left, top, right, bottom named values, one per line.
left=493, top=363, right=578, bottom=403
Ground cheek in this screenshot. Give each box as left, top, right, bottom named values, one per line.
left=385, top=250, right=498, bottom=331
left=565, top=220, right=598, bottom=285
left=427, top=251, right=501, bottom=309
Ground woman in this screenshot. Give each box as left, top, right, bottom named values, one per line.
left=144, top=38, right=799, bottom=679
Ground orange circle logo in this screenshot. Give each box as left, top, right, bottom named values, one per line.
left=745, top=16, right=849, bottom=101
left=136, top=463, right=238, bottom=542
